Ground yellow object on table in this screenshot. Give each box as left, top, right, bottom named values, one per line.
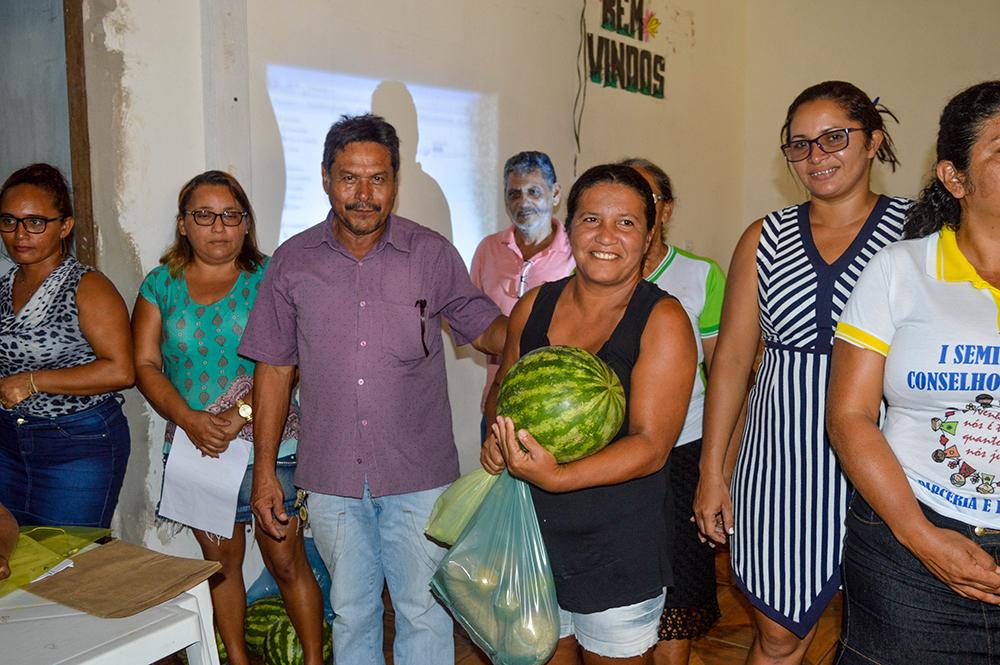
left=0, top=534, right=63, bottom=598
left=0, top=525, right=111, bottom=598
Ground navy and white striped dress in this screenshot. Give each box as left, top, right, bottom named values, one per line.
left=730, top=195, right=909, bottom=636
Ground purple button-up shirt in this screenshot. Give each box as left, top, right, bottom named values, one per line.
left=239, top=213, right=500, bottom=497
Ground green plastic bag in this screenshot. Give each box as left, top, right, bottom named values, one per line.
left=425, top=468, right=499, bottom=546
left=431, top=471, right=559, bottom=665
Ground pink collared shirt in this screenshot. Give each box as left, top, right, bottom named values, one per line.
left=470, top=221, right=575, bottom=409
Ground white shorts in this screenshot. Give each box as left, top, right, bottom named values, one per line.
left=558, top=589, right=666, bottom=658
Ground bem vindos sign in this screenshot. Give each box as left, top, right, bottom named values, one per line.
left=587, top=0, right=666, bottom=99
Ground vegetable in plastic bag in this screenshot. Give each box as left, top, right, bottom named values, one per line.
left=425, top=468, right=499, bottom=546
left=430, top=471, right=559, bottom=665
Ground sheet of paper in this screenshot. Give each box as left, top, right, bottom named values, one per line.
left=158, top=429, right=251, bottom=539
left=31, top=558, right=74, bottom=583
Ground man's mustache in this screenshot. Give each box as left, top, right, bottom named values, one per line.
left=346, top=201, right=382, bottom=212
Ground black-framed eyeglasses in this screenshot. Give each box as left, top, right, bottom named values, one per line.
left=0, top=214, right=66, bottom=234
left=184, top=209, right=248, bottom=226
left=781, top=127, right=865, bottom=162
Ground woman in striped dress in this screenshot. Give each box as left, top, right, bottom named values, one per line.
left=693, top=81, right=910, bottom=664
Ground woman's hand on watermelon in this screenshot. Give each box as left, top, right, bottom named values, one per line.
left=493, top=416, right=564, bottom=491
left=480, top=431, right=507, bottom=475
left=693, top=473, right=734, bottom=545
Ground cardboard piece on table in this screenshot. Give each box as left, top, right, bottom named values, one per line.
left=26, top=539, right=221, bottom=618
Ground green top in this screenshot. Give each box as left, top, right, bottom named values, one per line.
left=645, top=244, right=726, bottom=445
left=139, top=257, right=297, bottom=460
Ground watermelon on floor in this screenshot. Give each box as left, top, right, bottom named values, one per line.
left=496, top=345, right=625, bottom=462
left=245, top=595, right=286, bottom=655
left=262, top=615, right=333, bottom=665
left=215, top=627, right=228, bottom=664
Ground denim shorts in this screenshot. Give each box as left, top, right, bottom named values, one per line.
left=234, top=455, right=302, bottom=524
left=838, top=492, right=1000, bottom=664
left=0, top=396, right=130, bottom=528
left=559, top=588, right=666, bottom=658
left=158, top=454, right=303, bottom=528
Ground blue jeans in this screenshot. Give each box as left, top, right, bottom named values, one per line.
left=838, top=492, right=1000, bottom=664
left=0, top=397, right=130, bottom=527
left=308, top=480, right=453, bottom=665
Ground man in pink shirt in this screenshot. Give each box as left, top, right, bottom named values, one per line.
left=470, top=151, right=575, bottom=433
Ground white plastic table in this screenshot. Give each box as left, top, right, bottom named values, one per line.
left=0, top=578, right=219, bottom=665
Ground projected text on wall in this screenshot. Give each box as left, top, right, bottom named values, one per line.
left=266, top=65, right=498, bottom=265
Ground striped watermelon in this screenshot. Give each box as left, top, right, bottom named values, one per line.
left=497, top=345, right=625, bottom=463
left=215, top=628, right=228, bottom=664
left=262, top=615, right=333, bottom=665
left=245, top=595, right=285, bottom=655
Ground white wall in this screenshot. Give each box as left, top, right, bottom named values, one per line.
left=741, top=0, right=1000, bottom=231
left=77, top=0, right=1000, bottom=554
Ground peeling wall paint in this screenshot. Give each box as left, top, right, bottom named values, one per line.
left=82, top=0, right=150, bottom=548
left=83, top=0, right=206, bottom=557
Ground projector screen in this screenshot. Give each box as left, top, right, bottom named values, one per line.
left=266, top=65, right=499, bottom=265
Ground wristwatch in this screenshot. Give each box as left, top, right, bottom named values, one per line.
left=236, top=398, right=253, bottom=423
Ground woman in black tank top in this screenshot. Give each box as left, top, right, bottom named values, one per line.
left=481, top=164, right=697, bottom=664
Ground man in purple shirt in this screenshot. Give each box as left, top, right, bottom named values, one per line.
left=239, top=114, right=505, bottom=665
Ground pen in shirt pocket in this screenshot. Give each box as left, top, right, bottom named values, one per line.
left=415, top=299, right=430, bottom=357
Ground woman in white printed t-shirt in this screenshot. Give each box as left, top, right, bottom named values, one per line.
left=828, top=80, right=1000, bottom=664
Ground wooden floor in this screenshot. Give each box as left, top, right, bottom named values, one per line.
left=431, top=549, right=842, bottom=665
left=682, top=550, right=841, bottom=665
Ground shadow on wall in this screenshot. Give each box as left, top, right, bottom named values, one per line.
left=370, top=81, right=482, bottom=368
left=371, top=80, right=453, bottom=243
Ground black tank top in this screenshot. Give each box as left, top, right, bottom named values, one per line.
left=521, top=275, right=672, bottom=613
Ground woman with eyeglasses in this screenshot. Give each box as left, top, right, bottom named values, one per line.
left=0, top=163, right=134, bottom=528
left=132, top=171, right=324, bottom=665
left=693, top=81, right=911, bottom=664
left=828, top=81, right=1000, bottom=664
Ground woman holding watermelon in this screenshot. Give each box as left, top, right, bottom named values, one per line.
left=693, top=81, right=909, bottom=664
left=133, top=171, right=324, bottom=665
left=482, top=163, right=698, bottom=664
